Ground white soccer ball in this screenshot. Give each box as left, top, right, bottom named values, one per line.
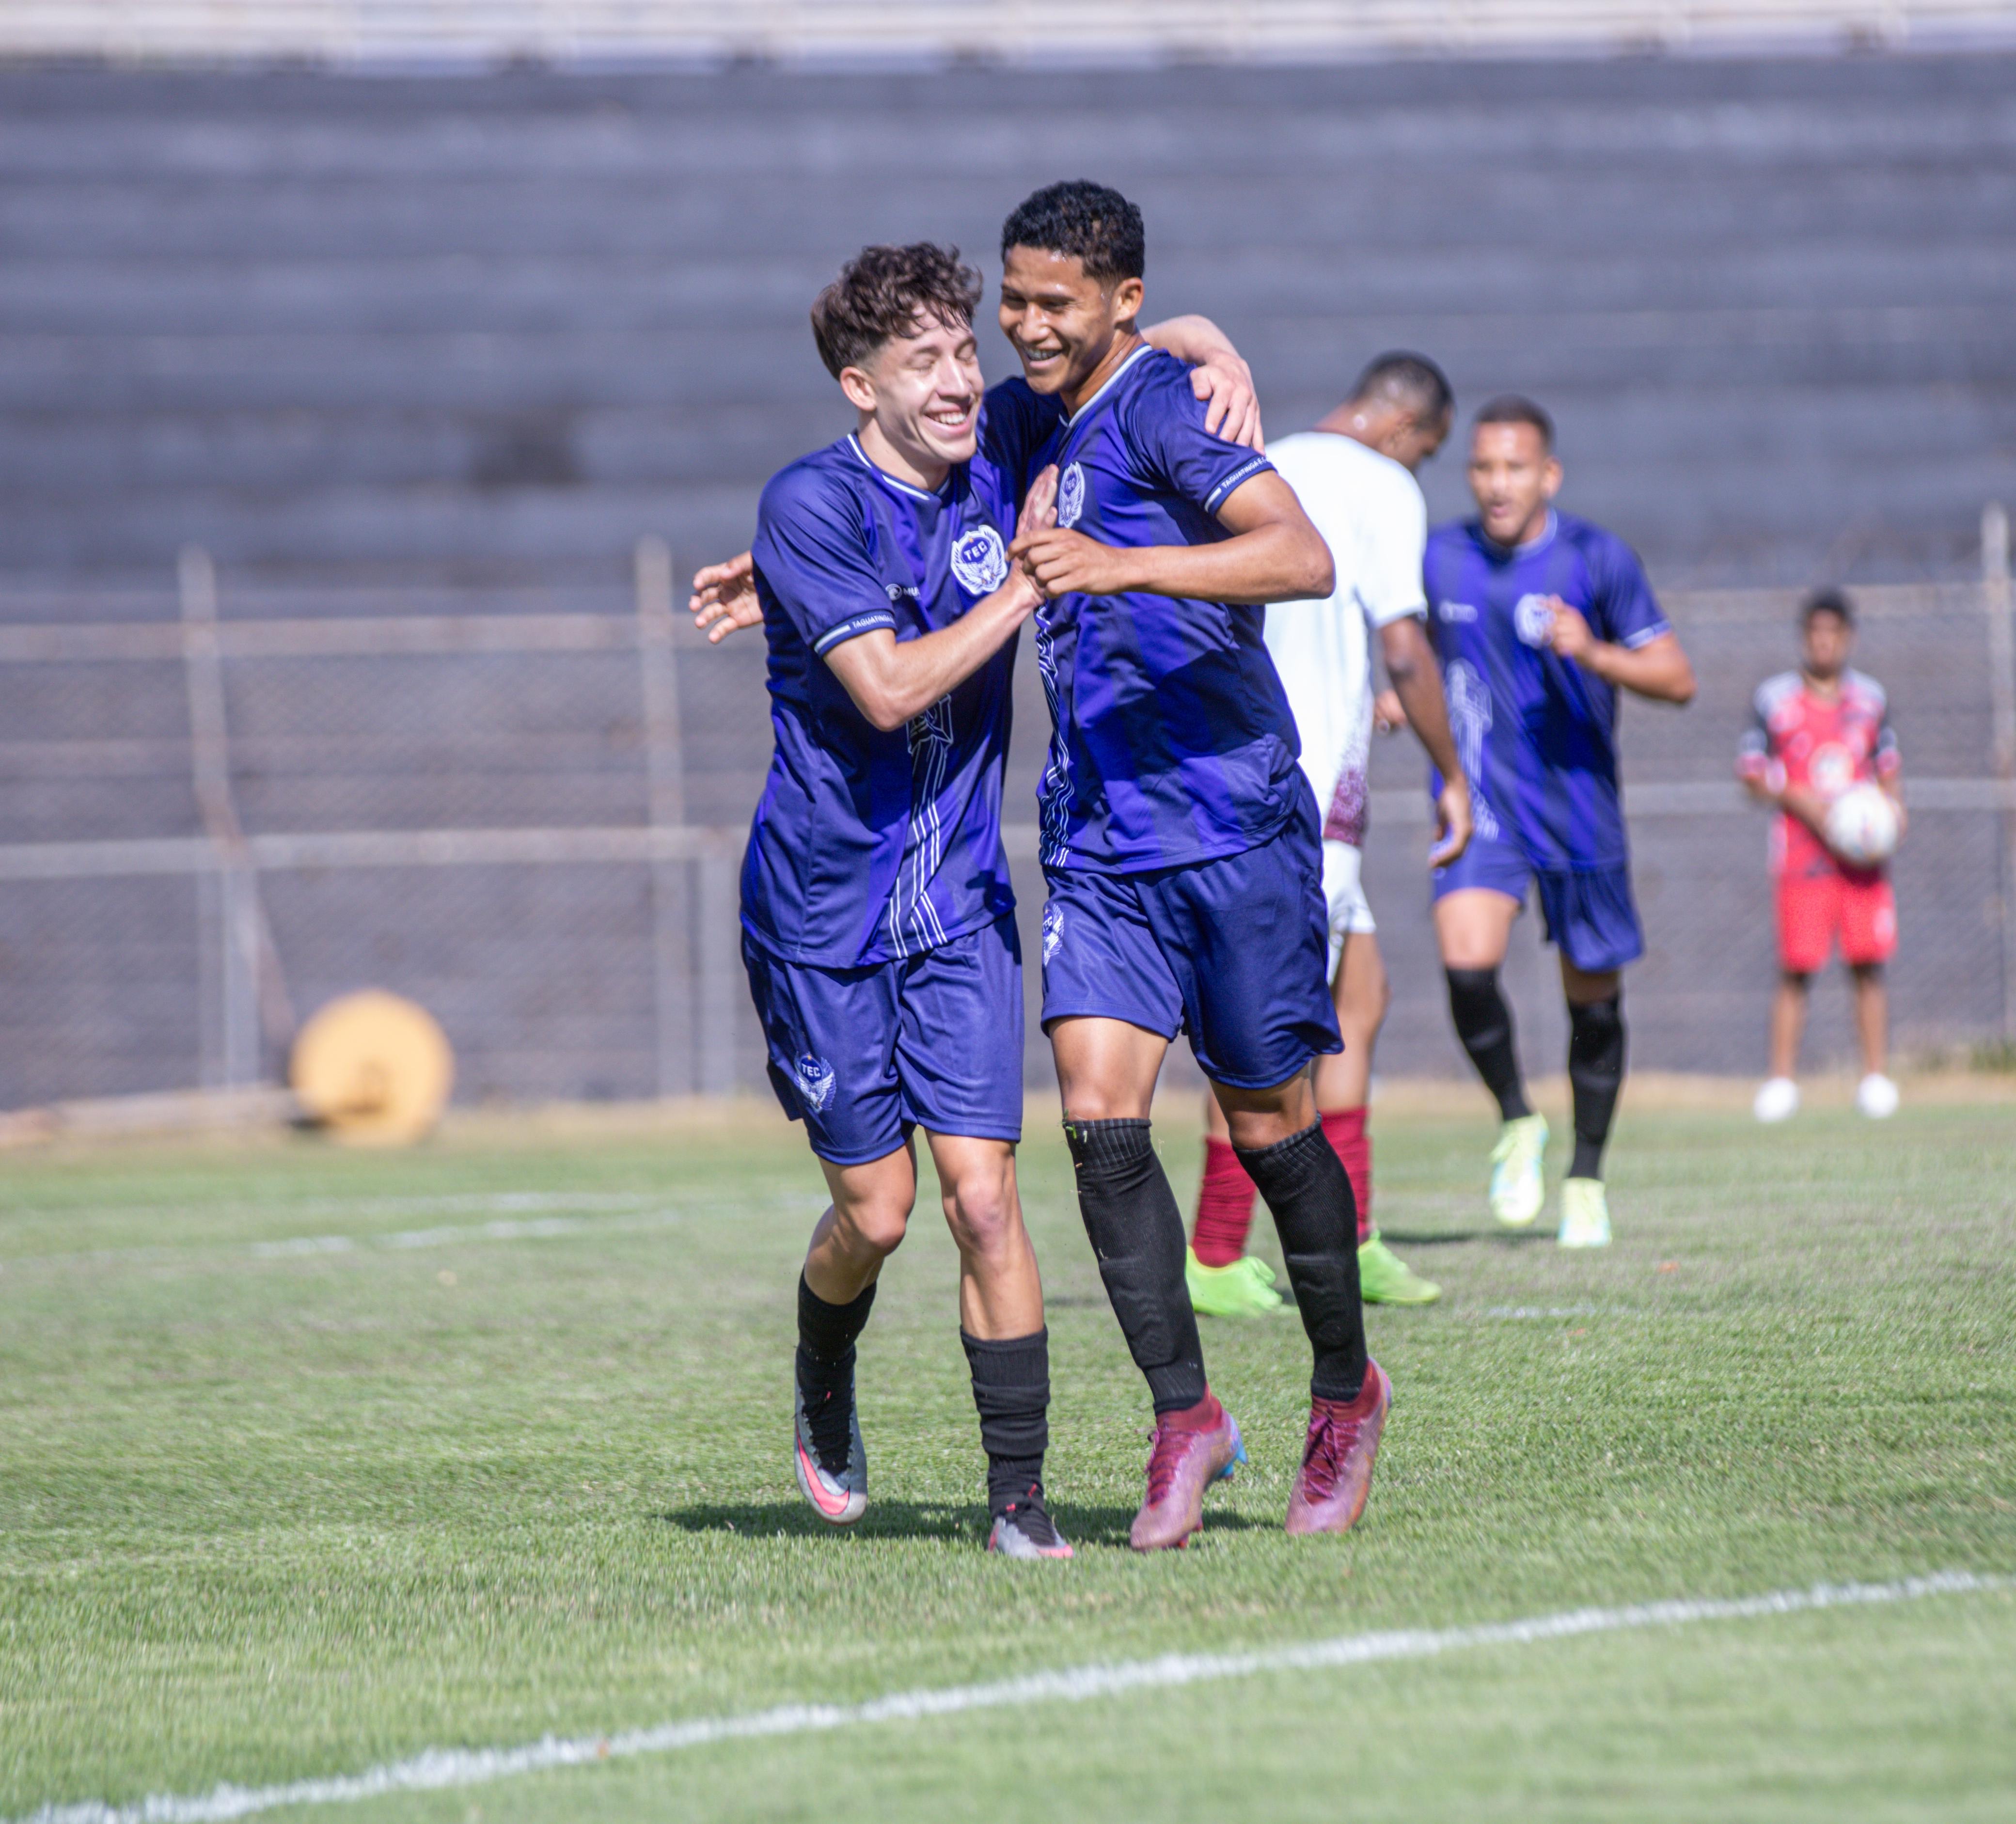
left=1824, top=782, right=1898, bottom=865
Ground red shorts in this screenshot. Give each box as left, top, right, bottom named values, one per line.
left=1777, top=865, right=1896, bottom=974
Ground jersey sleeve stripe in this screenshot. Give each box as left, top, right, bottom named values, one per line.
left=1202, top=453, right=1274, bottom=514
left=811, top=608, right=898, bottom=656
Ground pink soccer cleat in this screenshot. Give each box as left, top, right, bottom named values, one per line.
left=1130, top=1393, right=1245, bottom=1551
left=1285, top=1360, right=1391, bottom=1536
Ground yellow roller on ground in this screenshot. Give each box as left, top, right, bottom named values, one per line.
left=290, top=990, right=455, bottom=1146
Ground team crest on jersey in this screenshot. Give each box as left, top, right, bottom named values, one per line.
left=1809, top=740, right=1856, bottom=798
left=1042, top=903, right=1064, bottom=964
left=950, top=525, right=1009, bottom=595
left=793, top=1053, right=836, bottom=1114
left=1057, top=462, right=1086, bottom=530
left=1513, top=594, right=1556, bottom=647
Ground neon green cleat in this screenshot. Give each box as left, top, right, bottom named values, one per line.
left=1488, top=1113, right=1549, bottom=1228
left=1556, top=1177, right=1612, bottom=1248
left=1185, top=1247, right=1284, bottom=1317
left=1358, top=1231, right=1441, bottom=1305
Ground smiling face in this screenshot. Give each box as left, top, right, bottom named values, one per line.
left=1467, top=421, right=1561, bottom=548
left=838, top=311, right=984, bottom=483
left=997, top=246, right=1145, bottom=403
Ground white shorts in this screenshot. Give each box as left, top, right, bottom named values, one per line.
left=1322, top=838, right=1375, bottom=978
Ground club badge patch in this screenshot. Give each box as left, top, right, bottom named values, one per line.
left=1514, top=594, right=1556, bottom=647
left=1057, top=462, right=1086, bottom=530
left=1042, top=903, right=1064, bottom=964
left=950, top=524, right=1009, bottom=595
left=794, top=1053, right=836, bottom=1114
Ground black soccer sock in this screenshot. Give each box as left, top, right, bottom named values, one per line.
left=794, top=1274, right=875, bottom=1402
left=1062, top=1119, right=1207, bottom=1415
left=962, top=1327, right=1050, bottom=1515
left=1236, top=1122, right=1368, bottom=1404
left=1567, top=993, right=1626, bottom=1181
left=1446, top=966, right=1533, bottom=1120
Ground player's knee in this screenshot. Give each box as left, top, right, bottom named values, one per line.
left=832, top=1195, right=911, bottom=1260
left=943, top=1170, right=1019, bottom=1258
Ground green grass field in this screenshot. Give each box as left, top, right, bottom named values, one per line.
left=4, top=1088, right=2015, bottom=1822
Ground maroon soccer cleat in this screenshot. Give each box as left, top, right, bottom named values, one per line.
left=1284, top=1360, right=1391, bottom=1537
left=1130, top=1393, right=1245, bottom=1552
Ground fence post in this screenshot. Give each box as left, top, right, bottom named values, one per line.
left=697, top=840, right=739, bottom=1097
left=179, top=547, right=260, bottom=1086
left=635, top=535, right=694, bottom=1097
left=1985, top=503, right=2015, bottom=1039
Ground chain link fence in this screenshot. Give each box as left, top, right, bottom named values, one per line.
left=1, top=513, right=2011, bottom=1111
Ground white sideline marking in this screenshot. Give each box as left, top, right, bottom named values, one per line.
left=17, top=1572, right=2003, bottom=1824
left=3, top=1192, right=808, bottom=1275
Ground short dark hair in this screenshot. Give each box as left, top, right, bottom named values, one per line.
left=809, top=242, right=982, bottom=381
left=1802, top=586, right=1855, bottom=629
left=1474, top=393, right=1555, bottom=451
left=1000, top=180, right=1145, bottom=286
left=1352, top=351, right=1453, bottom=423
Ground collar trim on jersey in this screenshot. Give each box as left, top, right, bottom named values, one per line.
left=846, top=434, right=949, bottom=503
left=1060, top=341, right=1155, bottom=428
left=1483, top=508, right=1559, bottom=559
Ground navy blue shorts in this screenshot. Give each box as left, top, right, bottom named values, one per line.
left=1432, top=829, right=1644, bottom=974
left=743, top=913, right=1024, bottom=1167
left=1039, top=792, right=1341, bottom=1090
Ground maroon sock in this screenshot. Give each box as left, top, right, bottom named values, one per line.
left=1160, top=1389, right=1225, bottom=1431
left=1320, top=1108, right=1371, bottom=1244
left=1191, top=1136, right=1258, bottom=1266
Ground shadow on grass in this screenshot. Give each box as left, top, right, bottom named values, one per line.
left=660, top=1500, right=1265, bottom=1548
left=1379, top=1227, right=1555, bottom=1247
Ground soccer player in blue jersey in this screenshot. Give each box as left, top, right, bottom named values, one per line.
left=1424, top=396, right=1696, bottom=1247
left=995, top=182, right=1391, bottom=1550
left=739, top=243, right=1072, bottom=1557
left=704, top=241, right=1260, bottom=1557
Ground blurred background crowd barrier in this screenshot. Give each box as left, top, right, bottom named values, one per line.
left=1, top=19, right=2012, bottom=1109
left=4, top=2, right=2012, bottom=62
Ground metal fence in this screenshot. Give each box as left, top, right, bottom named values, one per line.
left=0, top=509, right=2011, bottom=1110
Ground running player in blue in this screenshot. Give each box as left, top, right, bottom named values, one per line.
left=996, top=182, right=1390, bottom=1550
left=1425, top=395, right=1696, bottom=1247
left=699, top=242, right=1261, bottom=1557
left=740, top=243, right=1072, bottom=1557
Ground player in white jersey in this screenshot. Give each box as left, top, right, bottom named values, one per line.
left=1186, top=353, right=1473, bottom=1314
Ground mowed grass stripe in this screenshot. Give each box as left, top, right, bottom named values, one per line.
left=15, top=1572, right=2004, bottom=1824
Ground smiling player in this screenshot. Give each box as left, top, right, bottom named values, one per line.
left=995, top=182, right=1390, bottom=1550
left=741, top=244, right=1070, bottom=1558
left=694, top=242, right=1262, bottom=1557
left=1426, top=396, right=1696, bottom=1248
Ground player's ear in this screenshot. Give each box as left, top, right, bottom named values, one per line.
left=1110, top=275, right=1145, bottom=325
left=1542, top=455, right=1563, bottom=500
left=838, top=365, right=878, bottom=414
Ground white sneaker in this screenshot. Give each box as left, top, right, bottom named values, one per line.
left=1753, top=1077, right=1800, bottom=1123
left=1855, top=1073, right=1900, bottom=1119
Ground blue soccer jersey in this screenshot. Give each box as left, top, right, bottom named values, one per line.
left=1422, top=510, right=1670, bottom=871
left=1007, top=346, right=1292, bottom=873
left=743, top=426, right=1038, bottom=968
